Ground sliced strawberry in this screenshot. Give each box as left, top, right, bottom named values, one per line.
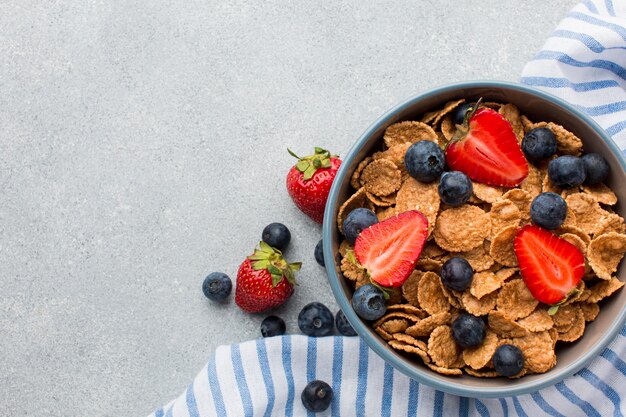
left=514, top=225, right=585, bottom=305
left=354, top=210, right=428, bottom=287
left=446, top=106, right=528, bottom=187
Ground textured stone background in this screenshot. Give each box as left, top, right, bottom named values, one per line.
left=0, top=1, right=576, bottom=415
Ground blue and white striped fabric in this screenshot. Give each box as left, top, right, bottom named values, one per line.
left=150, top=1, right=626, bottom=416
left=151, top=332, right=626, bottom=417
left=521, top=0, right=626, bottom=151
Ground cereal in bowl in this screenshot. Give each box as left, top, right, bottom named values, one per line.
left=338, top=99, right=626, bottom=378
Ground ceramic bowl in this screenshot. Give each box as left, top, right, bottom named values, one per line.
left=322, top=81, right=626, bottom=397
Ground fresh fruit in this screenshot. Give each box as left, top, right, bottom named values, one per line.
left=335, top=310, right=357, bottom=336
left=343, top=208, right=378, bottom=244
left=521, top=127, right=557, bottom=163
left=548, top=155, right=586, bottom=189
left=437, top=171, right=473, bottom=207
left=452, top=102, right=476, bottom=126
left=298, top=302, right=335, bottom=337
left=235, top=242, right=301, bottom=313
left=514, top=225, right=585, bottom=306
left=286, top=147, right=341, bottom=223
left=262, top=222, right=291, bottom=250
left=440, top=257, right=474, bottom=291
left=404, top=140, right=445, bottom=182
left=582, top=153, right=610, bottom=185
left=314, top=239, right=325, bottom=267
left=352, top=284, right=387, bottom=321
left=530, top=192, right=567, bottom=230
left=445, top=105, right=528, bottom=187
left=451, top=313, right=486, bottom=348
left=493, top=344, right=525, bottom=377
left=354, top=210, right=428, bottom=287
left=202, top=272, right=232, bottom=302
left=260, top=315, right=286, bottom=337
left=301, top=380, right=333, bottom=412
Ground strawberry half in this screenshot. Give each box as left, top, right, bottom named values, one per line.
left=446, top=104, right=528, bottom=187
left=354, top=210, right=428, bottom=287
left=514, top=225, right=585, bottom=307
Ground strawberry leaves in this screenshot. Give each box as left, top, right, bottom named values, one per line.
left=288, top=147, right=335, bottom=180
left=249, top=241, right=301, bottom=286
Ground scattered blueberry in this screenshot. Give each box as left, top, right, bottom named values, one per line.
left=301, top=380, right=333, bottom=412
left=440, top=257, right=474, bottom=291
left=452, top=102, right=476, bottom=125
left=202, top=272, right=232, bottom=302
left=582, top=153, right=610, bottom=185
left=404, top=140, right=446, bottom=183
left=451, top=313, right=486, bottom=349
left=521, top=128, right=557, bottom=164
left=314, top=239, right=325, bottom=267
left=335, top=310, right=357, bottom=336
left=298, top=302, right=334, bottom=337
left=343, top=208, right=378, bottom=244
left=260, top=315, right=286, bottom=337
left=493, top=344, right=525, bottom=377
left=438, top=171, right=473, bottom=207
left=262, top=222, right=291, bottom=250
left=351, top=284, right=387, bottom=321
left=530, top=192, right=567, bottom=230
left=548, top=156, right=586, bottom=189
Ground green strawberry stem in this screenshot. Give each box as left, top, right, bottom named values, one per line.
left=451, top=97, right=484, bottom=139
left=288, top=147, right=337, bottom=181
left=547, top=287, right=582, bottom=315
left=346, top=249, right=390, bottom=300
left=249, top=241, right=301, bottom=286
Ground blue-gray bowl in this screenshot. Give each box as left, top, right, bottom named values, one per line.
left=322, top=81, right=626, bottom=398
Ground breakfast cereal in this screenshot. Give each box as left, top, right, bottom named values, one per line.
left=336, top=98, right=626, bottom=379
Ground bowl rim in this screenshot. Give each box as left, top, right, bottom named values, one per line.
left=322, top=80, right=626, bottom=398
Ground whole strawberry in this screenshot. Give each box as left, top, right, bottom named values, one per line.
left=286, top=147, right=342, bottom=223
left=235, top=241, right=302, bottom=313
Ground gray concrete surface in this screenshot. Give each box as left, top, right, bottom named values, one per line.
left=0, top=1, right=577, bottom=415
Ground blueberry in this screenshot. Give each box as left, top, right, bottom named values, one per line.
left=351, top=284, right=387, bottom=321
left=582, top=153, right=610, bottom=185
left=438, top=171, right=473, bottom=207
left=343, top=208, right=378, bottom=244
left=451, top=313, right=486, bottom=348
left=440, top=257, right=474, bottom=291
left=262, top=223, right=291, bottom=250
left=298, top=302, right=334, bottom=337
left=521, top=128, right=557, bottom=163
left=404, top=140, right=446, bottom=182
left=548, top=156, right=586, bottom=189
left=493, top=344, right=525, bottom=377
left=335, top=310, right=357, bottom=336
left=530, top=192, right=567, bottom=230
left=452, top=102, right=476, bottom=125
left=202, top=272, right=232, bottom=302
left=260, top=315, right=286, bottom=337
left=301, top=380, right=333, bottom=412
left=314, top=239, right=325, bottom=267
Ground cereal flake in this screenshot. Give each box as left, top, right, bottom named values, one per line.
left=587, top=232, right=626, bottom=280
left=496, top=279, right=538, bottom=320
left=434, top=205, right=491, bottom=252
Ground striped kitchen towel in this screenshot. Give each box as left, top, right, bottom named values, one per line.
left=150, top=1, right=626, bottom=416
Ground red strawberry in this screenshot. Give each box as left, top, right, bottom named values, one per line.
left=286, top=147, right=342, bottom=223
left=354, top=210, right=428, bottom=287
left=235, top=242, right=301, bottom=313
left=514, top=225, right=585, bottom=307
left=445, top=103, right=528, bottom=187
